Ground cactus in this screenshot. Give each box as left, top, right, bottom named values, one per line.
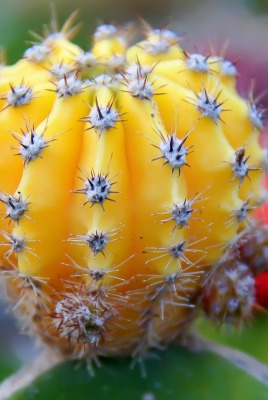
left=0, top=14, right=267, bottom=375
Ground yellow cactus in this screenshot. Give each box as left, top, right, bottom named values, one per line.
left=0, top=17, right=265, bottom=362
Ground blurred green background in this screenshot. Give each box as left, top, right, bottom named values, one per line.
left=1, top=0, right=268, bottom=388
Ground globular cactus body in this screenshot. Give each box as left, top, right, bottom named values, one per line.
left=0, top=17, right=266, bottom=362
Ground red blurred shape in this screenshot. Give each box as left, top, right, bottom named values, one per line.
left=255, top=271, right=268, bottom=308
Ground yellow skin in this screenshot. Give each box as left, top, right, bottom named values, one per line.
left=0, top=22, right=265, bottom=359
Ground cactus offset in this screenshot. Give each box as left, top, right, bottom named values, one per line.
left=0, top=16, right=266, bottom=363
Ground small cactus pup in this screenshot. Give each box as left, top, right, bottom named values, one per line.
left=0, top=14, right=267, bottom=393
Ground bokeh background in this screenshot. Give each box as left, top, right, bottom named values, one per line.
left=1, top=0, right=268, bottom=381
